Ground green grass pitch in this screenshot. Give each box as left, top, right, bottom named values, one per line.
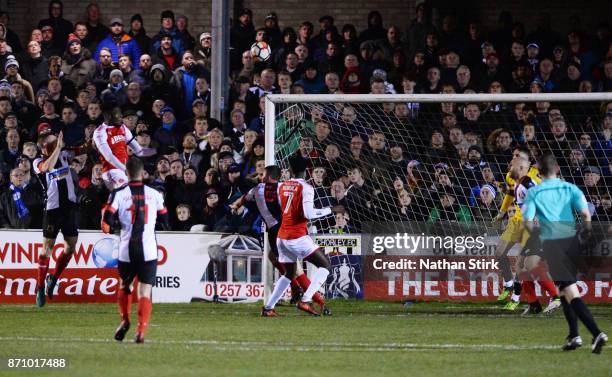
left=0, top=301, right=610, bottom=377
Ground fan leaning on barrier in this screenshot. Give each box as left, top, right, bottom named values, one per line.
left=207, top=244, right=227, bottom=303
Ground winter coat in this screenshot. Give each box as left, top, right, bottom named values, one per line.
left=94, top=33, right=141, bottom=65
left=61, top=48, right=97, bottom=88
left=152, top=27, right=186, bottom=56
left=20, top=55, right=49, bottom=92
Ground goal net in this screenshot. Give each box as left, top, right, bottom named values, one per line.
left=263, top=93, right=612, bottom=299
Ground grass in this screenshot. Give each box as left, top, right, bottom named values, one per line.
left=0, top=301, right=611, bottom=377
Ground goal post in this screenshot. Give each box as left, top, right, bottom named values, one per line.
left=263, top=92, right=612, bottom=302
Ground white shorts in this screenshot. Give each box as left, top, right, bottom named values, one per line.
left=276, top=235, right=319, bottom=263
left=102, top=169, right=128, bottom=190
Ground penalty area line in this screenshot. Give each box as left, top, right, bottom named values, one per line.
left=0, top=336, right=559, bottom=352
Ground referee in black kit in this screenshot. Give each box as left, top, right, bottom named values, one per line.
left=102, top=157, right=169, bottom=343
left=523, top=154, right=607, bottom=353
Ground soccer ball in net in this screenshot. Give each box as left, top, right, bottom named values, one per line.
left=250, top=41, right=271, bottom=62
left=92, top=237, right=119, bottom=268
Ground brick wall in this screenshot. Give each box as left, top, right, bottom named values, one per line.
left=4, top=0, right=610, bottom=50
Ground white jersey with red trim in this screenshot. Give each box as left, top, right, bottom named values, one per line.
left=277, top=179, right=331, bottom=240
left=93, top=123, right=142, bottom=173
left=105, top=183, right=167, bottom=262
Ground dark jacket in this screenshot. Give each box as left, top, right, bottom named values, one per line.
left=77, top=180, right=108, bottom=230
left=61, top=48, right=97, bottom=88
left=20, top=54, right=49, bottom=92
left=37, top=3, right=73, bottom=52
left=152, top=26, right=186, bottom=56
left=0, top=183, right=44, bottom=229
left=128, top=28, right=152, bottom=55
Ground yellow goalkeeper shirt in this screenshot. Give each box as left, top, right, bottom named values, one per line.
left=500, top=166, right=541, bottom=220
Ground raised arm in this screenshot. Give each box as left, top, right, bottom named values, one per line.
left=38, top=132, right=64, bottom=173
left=302, top=183, right=332, bottom=220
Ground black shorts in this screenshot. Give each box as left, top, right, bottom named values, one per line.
left=520, top=234, right=543, bottom=257
left=267, top=224, right=280, bottom=259
left=42, top=206, right=79, bottom=239
left=118, top=260, right=158, bottom=286
left=541, top=236, right=581, bottom=290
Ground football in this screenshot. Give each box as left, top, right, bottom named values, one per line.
left=250, top=41, right=271, bottom=62
left=92, top=237, right=119, bottom=268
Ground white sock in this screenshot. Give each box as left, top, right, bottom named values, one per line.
left=504, top=280, right=514, bottom=288
left=301, top=267, right=329, bottom=303
left=265, top=276, right=291, bottom=310
left=510, top=293, right=520, bottom=302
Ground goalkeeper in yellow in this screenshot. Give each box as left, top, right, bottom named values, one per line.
left=493, top=147, right=541, bottom=310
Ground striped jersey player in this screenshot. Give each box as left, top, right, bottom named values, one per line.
left=102, top=157, right=169, bottom=343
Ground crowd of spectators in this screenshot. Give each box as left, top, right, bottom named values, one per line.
left=0, top=1, right=610, bottom=235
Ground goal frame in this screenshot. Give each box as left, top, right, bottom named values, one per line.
left=262, top=92, right=612, bottom=301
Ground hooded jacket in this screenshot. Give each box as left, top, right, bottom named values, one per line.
left=94, top=33, right=141, bottom=65
left=37, top=1, right=73, bottom=52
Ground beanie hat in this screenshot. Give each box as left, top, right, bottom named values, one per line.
left=131, top=14, right=144, bottom=25
left=67, top=33, right=81, bottom=47
left=480, top=184, right=497, bottom=199
left=110, top=69, right=123, bottom=80
left=4, top=59, right=18, bottom=71
left=160, top=10, right=175, bottom=22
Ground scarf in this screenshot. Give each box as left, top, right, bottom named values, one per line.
left=9, top=184, right=29, bottom=219
left=162, top=118, right=176, bottom=130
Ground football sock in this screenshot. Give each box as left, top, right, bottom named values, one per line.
left=117, top=288, right=132, bottom=322
left=296, top=273, right=325, bottom=306
left=301, top=267, right=329, bottom=303
left=518, top=271, right=536, bottom=303
left=561, top=297, right=579, bottom=338
left=53, top=252, right=72, bottom=278
left=264, top=275, right=291, bottom=310
left=570, top=298, right=601, bottom=337
left=532, top=262, right=558, bottom=297
left=137, top=297, right=152, bottom=335
left=37, top=255, right=49, bottom=289
left=499, top=257, right=513, bottom=283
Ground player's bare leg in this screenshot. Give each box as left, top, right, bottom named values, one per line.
left=114, top=279, right=133, bottom=341
left=296, top=249, right=331, bottom=316
left=262, top=262, right=297, bottom=317
left=135, top=282, right=153, bottom=343
left=46, top=236, right=77, bottom=301
left=36, top=238, right=56, bottom=307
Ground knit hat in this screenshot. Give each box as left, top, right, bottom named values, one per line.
left=480, top=184, right=497, bottom=199
left=0, top=80, right=11, bottom=90
left=160, top=10, right=175, bottom=22
left=37, top=122, right=52, bottom=134
left=5, top=59, right=18, bottom=71
left=199, top=32, right=211, bottom=42
left=109, top=69, right=123, bottom=80
left=67, top=33, right=81, bottom=47
left=159, top=106, right=174, bottom=116
left=131, top=14, right=143, bottom=25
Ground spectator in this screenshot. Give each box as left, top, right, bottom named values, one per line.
left=61, top=34, right=96, bottom=88
left=84, top=3, right=110, bottom=46
left=77, top=163, right=108, bottom=229
left=0, top=168, right=44, bottom=229
left=0, top=12, right=22, bottom=54
left=38, top=1, right=73, bottom=53
left=427, top=189, right=472, bottom=224
left=95, top=17, right=141, bottom=64
left=195, top=32, right=212, bottom=70
left=128, top=14, right=152, bottom=55
left=21, top=41, right=49, bottom=92
left=171, top=51, right=209, bottom=118
left=152, top=10, right=185, bottom=56
left=176, top=15, right=196, bottom=52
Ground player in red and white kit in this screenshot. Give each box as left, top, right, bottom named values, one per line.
left=262, top=172, right=333, bottom=316
left=93, top=102, right=155, bottom=189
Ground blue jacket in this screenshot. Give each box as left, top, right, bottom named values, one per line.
left=94, top=33, right=141, bottom=65
left=152, top=27, right=185, bottom=56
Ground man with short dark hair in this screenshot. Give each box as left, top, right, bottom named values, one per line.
left=152, top=10, right=185, bottom=56
left=102, top=156, right=169, bottom=343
